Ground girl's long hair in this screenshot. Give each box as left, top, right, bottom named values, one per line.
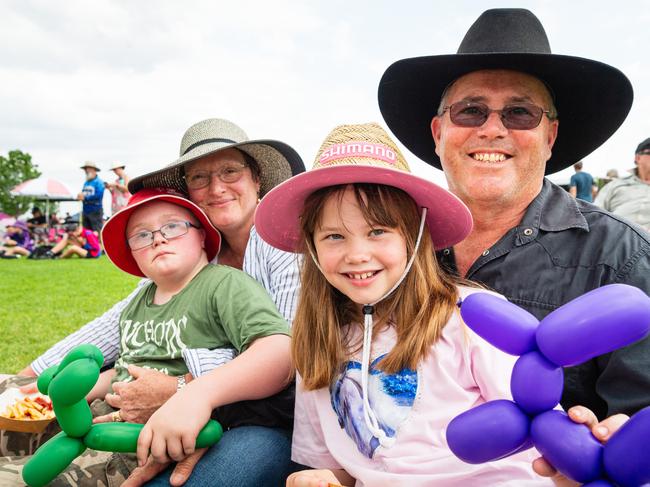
left=293, top=183, right=461, bottom=390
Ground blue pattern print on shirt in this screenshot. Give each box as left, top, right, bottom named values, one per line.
left=330, top=354, right=417, bottom=458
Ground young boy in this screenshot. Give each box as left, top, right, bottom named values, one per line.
left=99, top=186, right=291, bottom=392
left=0, top=187, right=291, bottom=485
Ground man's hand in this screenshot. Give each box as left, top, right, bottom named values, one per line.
left=122, top=448, right=207, bottom=486
left=103, top=365, right=177, bottom=423
left=533, top=406, right=629, bottom=486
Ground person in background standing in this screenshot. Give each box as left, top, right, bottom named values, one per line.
left=106, top=163, right=131, bottom=214
left=569, top=161, right=597, bottom=202
left=77, top=162, right=105, bottom=232
left=595, top=138, right=650, bottom=231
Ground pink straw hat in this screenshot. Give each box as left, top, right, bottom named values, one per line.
left=255, top=122, right=472, bottom=253
left=102, top=187, right=221, bottom=277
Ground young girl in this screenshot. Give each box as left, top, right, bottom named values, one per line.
left=254, top=123, right=551, bottom=486
left=46, top=224, right=102, bottom=259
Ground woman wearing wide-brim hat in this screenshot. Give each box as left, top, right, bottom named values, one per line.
left=19, top=118, right=306, bottom=486
left=106, top=163, right=131, bottom=214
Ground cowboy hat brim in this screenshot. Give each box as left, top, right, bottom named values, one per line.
left=378, top=52, right=633, bottom=175
left=128, top=139, right=304, bottom=197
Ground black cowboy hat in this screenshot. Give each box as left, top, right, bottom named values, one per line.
left=378, top=8, right=633, bottom=175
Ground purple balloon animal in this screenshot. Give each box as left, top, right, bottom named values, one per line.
left=447, top=284, right=650, bottom=486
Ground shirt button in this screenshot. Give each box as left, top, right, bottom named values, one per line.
left=482, top=249, right=490, bottom=256
left=523, top=228, right=533, bottom=236
left=443, top=248, right=451, bottom=256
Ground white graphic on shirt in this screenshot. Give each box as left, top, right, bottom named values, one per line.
left=115, top=316, right=189, bottom=380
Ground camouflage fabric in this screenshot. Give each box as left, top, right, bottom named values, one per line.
left=0, top=375, right=60, bottom=457
left=0, top=377, right=138, bottom=486
left=0, top=450, right=136, bottom=487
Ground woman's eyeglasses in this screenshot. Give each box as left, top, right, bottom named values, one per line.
left=127, top=221, right=200, bottom=250
left=184, top=164, right=247, bottom=190
left=441, top=101, right=555, bottom=130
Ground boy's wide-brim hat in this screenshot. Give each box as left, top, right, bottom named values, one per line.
left=255, top=122, right=472, bottom=253
left=378, top=8, right=633, bottom=175
left=110, top=163, right=126, bottom=170
left=102, top=188, right=221, bottom=278
left=128, top=118, right=305, bottom=197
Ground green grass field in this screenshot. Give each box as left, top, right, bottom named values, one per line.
left=0, top=256, right=140, bottom=374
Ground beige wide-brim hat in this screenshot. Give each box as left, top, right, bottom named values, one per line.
left=129, top=118, right=305, bottom=197
left=80, top=162, right=101, bottom=171
left=255, top=122, right=473, bottom=253
left=110, top=163, right=126, bottom=170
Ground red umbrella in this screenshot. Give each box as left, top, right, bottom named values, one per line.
left=11, top=176, right=75, bottom=200
left=11, top=176, right=77, bottom=225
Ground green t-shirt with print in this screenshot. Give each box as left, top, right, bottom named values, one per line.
left=113, top=264, right=290, bottom=383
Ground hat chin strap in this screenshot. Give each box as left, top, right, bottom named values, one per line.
left=308, top=208, right=428, bottom=449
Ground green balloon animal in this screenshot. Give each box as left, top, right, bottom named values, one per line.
left=22, top=344, right=223, bottom=487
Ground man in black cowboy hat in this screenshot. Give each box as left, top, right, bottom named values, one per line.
left=379, top=5, right=650, bottom=471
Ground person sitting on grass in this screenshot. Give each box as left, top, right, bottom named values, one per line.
left=47, top=224, right=102, bottom=259
left=0, top=187, right=292, bottom=486
left=26, top=207, right=48, bottom=246
left=0, top=221, right=34, bottom=259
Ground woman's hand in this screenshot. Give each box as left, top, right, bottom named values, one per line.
left=533, top=405, right=629, bottom=486
left=286, top=469, right=349, bottom=487
left=17, top=365, right=37, bottom=377
left=99, top=365, right=178, bottom=423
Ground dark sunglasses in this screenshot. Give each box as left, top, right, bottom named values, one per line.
left=441, top=101, right=555, bottom=130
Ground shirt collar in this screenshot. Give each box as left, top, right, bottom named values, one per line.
left=517, top=179, right=588, bottom=243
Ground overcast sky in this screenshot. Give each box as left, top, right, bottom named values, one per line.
left=1, top=0, right=648, bottom=215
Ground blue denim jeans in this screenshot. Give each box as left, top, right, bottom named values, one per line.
left=144, top=426, right=293, bottom=487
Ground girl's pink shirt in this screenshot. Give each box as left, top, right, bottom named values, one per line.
left=292, top=286, right=552, bottom=486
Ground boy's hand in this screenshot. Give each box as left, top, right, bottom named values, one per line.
left=286, top=469, right=346, bottom=487
left=533, top=405, right=629, bottom=486
left=136, top=382, right=212, bottom=465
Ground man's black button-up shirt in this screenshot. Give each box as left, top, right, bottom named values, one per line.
left=439, top=178, right=650, bottom=420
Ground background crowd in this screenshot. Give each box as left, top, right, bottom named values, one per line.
left=0, top=163, right=131, bottom=260
left=2, top=141, right=648, bottom=262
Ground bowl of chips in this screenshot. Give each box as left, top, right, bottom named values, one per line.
left=0, top=387, right=55, bottom=433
